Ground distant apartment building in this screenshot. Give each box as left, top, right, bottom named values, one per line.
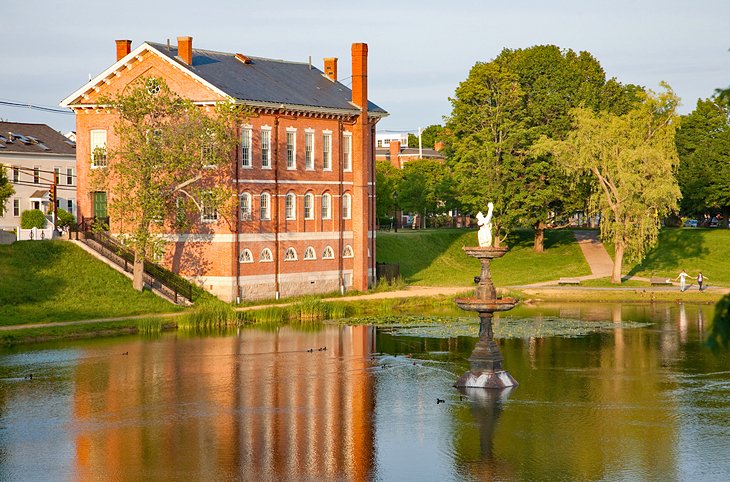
left=0, top=122, right=77, bottom=230
left=61, top=37, right=387, bottom=301
left=375, top=132, right=408, bottom=148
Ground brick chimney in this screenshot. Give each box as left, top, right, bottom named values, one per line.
left=178, top=36, right=193, bottom=65
left=324, top=57, right=338, bottom=81
left=389, top=140, right=401, bottom=169
left=351, top=43, right=368, bottom=111
left=115, top=40, right=132, bottom=61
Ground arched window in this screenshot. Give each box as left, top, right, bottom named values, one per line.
left=240, top=192, right=252, bottom=221
left=321, top=192, right=331, bottom=219
left=343, top=245, right=354, bottom=258
left=285, top=192, right=296, bottom=220
left=260, top=192, right=271, bottom=220
left=260, top=248, right=273, bottom=262
left=342, top=193, right=352, bottom=219
left=322, top=245, right=335, bottom=259
left=304, top=246, right=316, bottom=260
left=239, top=249, right=253, bottom=263
left=284, top=247, right=298, bottom=261
left=304, top=192, right=314, bottom=220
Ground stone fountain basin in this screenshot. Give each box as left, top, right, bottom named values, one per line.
left=454, top=297, right=518, bottom=313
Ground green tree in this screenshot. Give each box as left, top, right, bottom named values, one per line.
left=94, top=77, right=245, bottom=291
left=20, top=209, right=47, bottom=229
left=447, top=45, right=639, bottom=250
left=0, top=166, right=14, bottom=215
left=397, top=159, right=453, bottom=228
left=534, top=86, right=681, bottom=283
left=675, top=98, right=730, bottom=217
left=375, top=160, right=402, bottom=225
left=407, top=124, right=445, bottom=149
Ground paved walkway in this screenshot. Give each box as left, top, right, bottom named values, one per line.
left=573, top=230, right=613, bottom=277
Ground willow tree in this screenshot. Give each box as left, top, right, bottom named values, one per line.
left=535, top=85, right=681, bottom=283
left=94, top=77, right=244, bottom=291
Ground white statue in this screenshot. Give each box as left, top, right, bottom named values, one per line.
left=476, top=202, right=494, bottom=247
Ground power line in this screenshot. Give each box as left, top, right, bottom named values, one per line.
left=0, top=99, right=73, bottom=115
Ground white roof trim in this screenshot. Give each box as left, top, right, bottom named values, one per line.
left=60, top=42, right=232, bottom=108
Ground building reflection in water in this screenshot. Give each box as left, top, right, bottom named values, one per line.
left=71, top=325, right=376, bottom=481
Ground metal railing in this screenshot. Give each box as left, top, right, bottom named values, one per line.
left=73, top=221, right=195, bottom=304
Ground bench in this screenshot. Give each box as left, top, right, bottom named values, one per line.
left=558, top=278, right=581, bottom=285
left=650, top=278, right=672, bottom=286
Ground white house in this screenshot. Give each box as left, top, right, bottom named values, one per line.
left=375, top=132, right=409, bottom=148
left=0, top=121, right=77, bottom=230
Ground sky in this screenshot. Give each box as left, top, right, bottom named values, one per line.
left=1, top=0, right=729, bottom=135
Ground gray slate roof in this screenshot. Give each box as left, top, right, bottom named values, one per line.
left=0, top=122, right=76, bottom=155
left=147, top=42, right=387, bottom=115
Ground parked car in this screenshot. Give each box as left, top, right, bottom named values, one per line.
left=709, top=218, right=719, bottom=228
left=683, top=219, right=698, bottom=228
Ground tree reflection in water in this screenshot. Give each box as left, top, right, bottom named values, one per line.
left=708, top=294, right=730, bottom=351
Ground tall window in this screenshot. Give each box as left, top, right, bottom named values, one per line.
left=90, top=130, right=107, bottom=168
left=240, top=192, right=252, bottom=221
left=33, top=166, right=40, bottom=184
left=13, top=199, right=19, bottom=217
left=66, top=168, right=74, bottom=185
left=67, top=200, right=73, bottom=214
left=241, top=127, right=252, bottom=168
left=285, top=192, right=296, bottom=220
left=343, top=133, right=352, bottom=171
left=12, top=167, right=19, bottom=183
left=322, top=132, right=332, bottom=171
left=286, top=130, right=296, bottom=169
left=261, top=128, right=271, bottom=169
left=260, top=192, right=271, bottom=220
left=304, top=192, right=314, bottom=219
left=342, top=193, right=351, bottom=219
left=305, top=130, right=314, bottom=170
left=54, top=167, right=60, bottom=184
left=321, top=193, right=331, bottom=219
left=201, top=194, right=218, bottom=222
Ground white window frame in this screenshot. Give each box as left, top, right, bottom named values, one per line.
left=260, top=192, right=271, bottom=220
left=322, top=246, right=335, bottom=259
left=201, top=195, right=219, bottom=223
left=285, top=192, right=296, bottom=220
left=322, top=131, right=332, bottom=171
left=321, top=193, right=331, bottom=219
left=33, top=166, right=40, bottom=184
left=343, top=132, right=352, bottom=172
left=90, top=129, right=107, bottom=168
left=304, top=246, right=316, bottom=260
left=66, top=168, right=74, bottom=185
left=240, top=192, right=252, bottom=221
left=304, top=192, right=314, bottom=220
left=13, top=198, right=20, bottom=217
left=241, top=126, right=252, bottom=168
left=286, top=128, right=296, bottom=170
left=284, top=247, right=298, bottom=261
left=343, top=245, right=354, bottom=258
left=261, top=127, right=271, bottom=169
left=260, top=248, right=273, bottom=262
left=342, top=193, right=352, bottom=219
left=67, top=199, right=74, bottom=214
left=304, top=129, right=315, bottom=171
left=239, top=249, right=254, bottom=264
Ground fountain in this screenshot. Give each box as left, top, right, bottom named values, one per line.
left=454, top=203, right=518, bottom=389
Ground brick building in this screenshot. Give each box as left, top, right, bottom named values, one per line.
left=61, top=37, right=387, bottom=301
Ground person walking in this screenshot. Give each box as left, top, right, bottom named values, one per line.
left=697, top=272, right=708, bottom=291
left=676, top=269, right=690, bottom=292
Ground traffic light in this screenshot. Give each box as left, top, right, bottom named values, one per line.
left=49, top=184, right=56, bottom=207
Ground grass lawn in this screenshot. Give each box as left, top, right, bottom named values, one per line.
left=0, top=240, right=182, bottom=326
left=376, top=228, right=590, bottom=286
left=619, top=228, right=730, bottom=287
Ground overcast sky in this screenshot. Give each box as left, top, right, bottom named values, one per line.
left=2, top=0, right=729, bottom=135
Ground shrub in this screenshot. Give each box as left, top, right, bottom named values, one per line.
left=20, top=209, right=47, bottom=229
left=55, top=208, right=76, bottom=230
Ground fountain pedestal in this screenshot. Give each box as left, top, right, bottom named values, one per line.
left=454, top=246, right=518, bottom=389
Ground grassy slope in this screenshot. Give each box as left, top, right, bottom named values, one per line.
left=622, top=228, right=730, bottom=286
left=376, top=228, right=590, bottom=286
left=0, top=240, right=181, bottom=326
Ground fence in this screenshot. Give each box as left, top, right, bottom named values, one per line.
left=376, top=263, right=400, bottom=283
left=75, top=225, right=195, bottom=304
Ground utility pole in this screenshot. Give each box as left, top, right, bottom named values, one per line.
left=418, top=126, right=423, bottom=159
left=51, top=172, right=58, bottom=228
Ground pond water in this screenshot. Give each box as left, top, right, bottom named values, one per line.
left=1, top=302, right=729, bottom=481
